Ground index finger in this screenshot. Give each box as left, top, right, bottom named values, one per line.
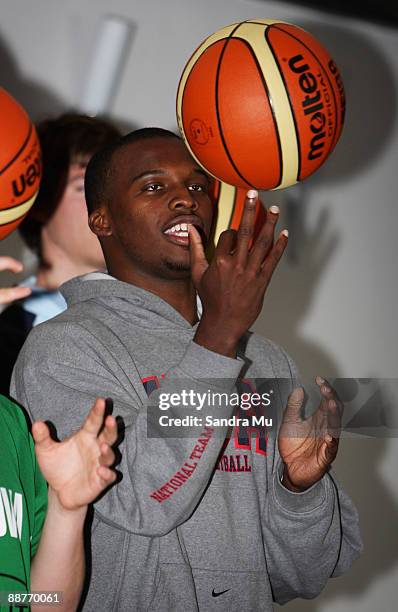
left=235, top=190, right=258, bottom=268
left=188, top=224, right=209, bottom=287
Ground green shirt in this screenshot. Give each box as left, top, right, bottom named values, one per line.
left=0, top=396, right=47, bottom=609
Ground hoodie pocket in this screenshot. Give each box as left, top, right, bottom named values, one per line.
left=179, top=483, right=265, bottom=572
left=176, top=484, right=272, bottom=610
left=149, top=563, right=199, bottom=612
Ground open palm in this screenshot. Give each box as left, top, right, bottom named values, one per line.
left=32, top=398, right=118, bottom=510
left=279, top=377, right=343, bottom=491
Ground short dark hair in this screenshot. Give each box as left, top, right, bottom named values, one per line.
left=18, top=113, right=121, bottom=263
left=84, top=127, right=180, bottom=214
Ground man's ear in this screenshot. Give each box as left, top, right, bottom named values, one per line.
left=89, top=207, right=112, bottom=237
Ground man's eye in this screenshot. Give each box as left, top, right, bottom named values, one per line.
left=189, top=184, right=207, bottom=192
left=145, top=183, right=163, bottom=191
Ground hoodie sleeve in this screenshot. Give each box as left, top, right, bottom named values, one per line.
left=263, top=458, right=362, bottom=604
left=11, top=320, right=243, bottom=537
left=261, top=348, right=362, bottom=603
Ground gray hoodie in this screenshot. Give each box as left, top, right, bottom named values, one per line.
left=11, top=274, right=362, bottom=611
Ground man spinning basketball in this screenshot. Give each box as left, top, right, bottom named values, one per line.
left=12, top=129, right=362, bottom=610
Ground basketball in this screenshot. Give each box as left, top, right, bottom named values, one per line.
left=0, top=88, right=41, bottom=240
left=177, top=19, right=345, bottom=191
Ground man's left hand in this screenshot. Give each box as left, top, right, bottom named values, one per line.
left=278, top=377, right=343, bottom=492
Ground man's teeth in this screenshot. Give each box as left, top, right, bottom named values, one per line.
left=164, top=222, right=189, bottom=237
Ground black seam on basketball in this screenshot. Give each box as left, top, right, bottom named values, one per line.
left=214, top=23, right=254, bottom=188
left=233, top=36, right=283, bottom=190
left=273, top=24, right=339, bottom=161
left=180, top=39, right=232, bottom=144
left=178, top=38, right=221, bottom=137
left=266, top=25, right=301, bottom=182
left=0, top=122, right=33, bottom=176
left=0, top=191, right=37, bottom=212
left=245, top=21, right=286, bottom=27
left=177, top=34, right=212, bottom=109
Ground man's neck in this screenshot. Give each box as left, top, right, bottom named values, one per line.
left=109, top=267, right=198, bottom=325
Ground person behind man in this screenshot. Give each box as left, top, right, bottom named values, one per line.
left=12, top=128, right=362, bottom=611
left=1, top=253, right=119, bottom=611
left=0, top=394, right=117, bottom=611
left=0, top=113, right=121, bottom=395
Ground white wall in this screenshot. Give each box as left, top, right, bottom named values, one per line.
left=0, top=1, right=397, bottom=610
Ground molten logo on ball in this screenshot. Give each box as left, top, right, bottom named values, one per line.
left=288, top=54, right=333, bottom=162
left=177, top=19, right=346, bottom=190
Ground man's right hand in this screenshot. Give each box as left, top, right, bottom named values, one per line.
left=189, top=189, right=288, bottom=357
left=32, top=397, right=118, bottom=511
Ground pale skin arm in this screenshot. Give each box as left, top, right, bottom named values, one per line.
left=30, top=398, right=118, bottom=611
left=30, top=490, right=86, bottom=611
left=0, top=256, right=31, bottom=304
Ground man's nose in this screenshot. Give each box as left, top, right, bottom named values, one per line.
left=169, top=186, right=198, bottom=211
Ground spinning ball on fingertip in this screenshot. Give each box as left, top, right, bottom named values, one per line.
left=177, top=19, right=345, bottom=191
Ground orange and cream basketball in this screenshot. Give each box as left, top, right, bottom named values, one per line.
left=0, top=88, right=41, bottom=240
left=177, top=19, right=345, bottom=190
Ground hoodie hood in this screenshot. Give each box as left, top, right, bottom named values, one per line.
left=60, top=272, right=201, bottom=331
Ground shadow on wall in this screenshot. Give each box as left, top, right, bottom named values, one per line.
left=0, top=32, right=137, bottom=284
left=253, top=186, right=341, bottom=380
left=0, top=34, right=65, bottom=122
left=254, top=22, right=398, bottom=611
left=252, top=20, right=397, bottom=378
left=298, top=21, right=397, bottom=185
left=278, top=437, right=398, bottom=611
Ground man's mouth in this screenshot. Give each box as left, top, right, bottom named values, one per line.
left=163, top=222, right=189, bottom=246
left=162, top=216, right=207, bottom=248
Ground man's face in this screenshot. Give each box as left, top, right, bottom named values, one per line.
left=101, top=137, right=214, bottom=280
